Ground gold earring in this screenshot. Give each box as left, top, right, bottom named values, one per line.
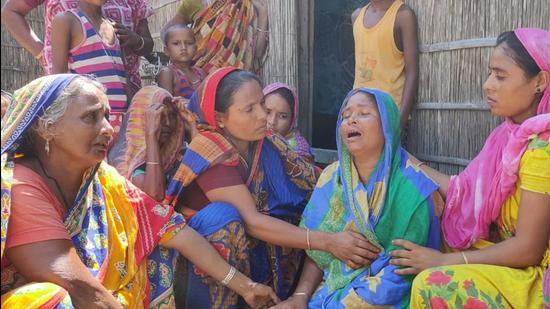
left=45, top=139, right=50, bottom=155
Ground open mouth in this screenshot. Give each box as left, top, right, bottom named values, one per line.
left=347, top=129, right=362, bottom=139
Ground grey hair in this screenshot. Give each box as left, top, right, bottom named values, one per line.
left=33, top=76, right=105, bottom=136
left=20, top=76, right=105, bottom=154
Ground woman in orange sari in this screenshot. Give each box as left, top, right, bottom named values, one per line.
left=0, top=74, right=278, bottom=308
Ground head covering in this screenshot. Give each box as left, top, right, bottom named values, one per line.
left=188, top=66, right=239, bottom=129
left=108, top=86, right=193, bottom=179
left=301, top=88, right=440, bottom=306
left=263, top=83, right=314, bottom=160
left=1, top=75, right=185, bottom=307
left=442, top=28, right=550, bottom=249
left=514, top=28, right=550, bottom=114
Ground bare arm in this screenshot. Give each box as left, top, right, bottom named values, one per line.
left=408, top=154, right=451, bottom=198
left=396, top=6, right=419, bottom=131
left=270, top=257, right=323, bottom=308
left=6, top=240, right=122, bottom=309
left=132, top=103, right=169, bottom=201
left=114, top=19, right=153, bottom=57
left=392, top=190, right=550, bottom=274
left=134, top=19, right=153, bottom=56
left=206, top=184, right=380, bottom=267
left=351, top=7, right=362, bottom=24
left=50, top=12, right=75, bottom=74
left=251, top=0, right=269, bottom=71
left=1, top=0, right=43, bottom=57
left=158, top=67, right=175, bottom=95
left=162, top=225, right=279, bottom=307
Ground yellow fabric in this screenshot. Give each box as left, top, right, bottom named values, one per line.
left=353, top=1, right=405, bottom=108
left=410, top=145, right=550, bottom=308
left=177, top=0, right=205, bottom=23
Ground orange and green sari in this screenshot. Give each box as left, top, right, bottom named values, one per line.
left=1, top=74, right=186, bottom=308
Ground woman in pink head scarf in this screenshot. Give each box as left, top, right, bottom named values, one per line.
left=389, top=28, right=550, bottom=308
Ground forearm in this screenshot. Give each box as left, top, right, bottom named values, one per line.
left=142, top=135, right=165, bottom=200
left=399, top=71, right=418, bottom=130
left=443, top=236, right=545, bottom=269
left=293, top=257, right=323, bottom=297
left=420, top=165, right=450, bottom=198
left=246, top=213, right=329, bottom=251
left=134, top=36, right=153, bottom=56
left=68, top=279, right=122, bottom=309
left=1, top=7, right=43, bottom=56
left=163, top=226, right=254, bottom=296
left=253, top=13, right=269, bottom=68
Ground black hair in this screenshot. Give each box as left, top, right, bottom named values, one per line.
left=162, top=24, right=194, bottom=46
left=269, top=88, right=295, bottom=116
left=215, top=70, right=262, bottom=113
left=496, top=31, right=540, bottom=78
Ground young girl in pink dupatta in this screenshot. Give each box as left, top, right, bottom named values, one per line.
left=389, top=28, right=550, bottom=308
left=263, top=83, right=314, bottom=162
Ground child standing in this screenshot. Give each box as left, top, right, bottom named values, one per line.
left=158, top=24, right=205, bottom=99
left=50, top=0, right=127, bottom=139
left=352, top=0, right=419, bottom=131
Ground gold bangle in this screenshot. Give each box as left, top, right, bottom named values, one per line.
left=461, top=251, right=469, bottom=264
left=293, top=292, right=309, bottom=298
left=306, top=228, right=311, bottom=250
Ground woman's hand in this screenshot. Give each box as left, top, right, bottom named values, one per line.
left=172, top=97, right=199, bottom=139
left=390, top=239, right=445, bottom=275
left=268, top=295, right=308, bottom=309
left=144, top=103, right=165, bottom=141
left=113, top=22, right=142, bottom=49
left=327, top=231, right=380, bottom=269
left=241, top=282, right=280, bottom=308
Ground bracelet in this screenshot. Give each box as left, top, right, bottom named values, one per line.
left=293, top=292, right=309, bottom=298
left=461, top=251, right=469, bottom=264
left=136, top=36, right=145, bottom=51
left=417, top=161, right=426, bottom=168
left=306, top=228, right=311, bottom=250
left=221, top=266, right=236, bottom=286
left=146, top=161, right=160, bottom=165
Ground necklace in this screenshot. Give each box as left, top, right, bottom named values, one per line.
left=36, top=157, right=71, bottom=209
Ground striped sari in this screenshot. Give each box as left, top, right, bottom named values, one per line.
left=301, top=88, right=441, bottom=308
left=164, top=67, right=318, bottom=307
left=1, top=74, right=186, bottom=308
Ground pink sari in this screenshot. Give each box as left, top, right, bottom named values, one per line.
left=442, top=28, right=550, bottom=249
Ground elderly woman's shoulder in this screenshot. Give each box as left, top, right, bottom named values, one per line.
left=315, top=161, right=340, bottom=188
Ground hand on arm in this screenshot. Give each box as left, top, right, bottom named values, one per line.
left=114, top=19, right=153, bottom=56
left=206, top=185, right=380, bottom=267
left=6, top=240, right=122, bottom=309
left=391, top=190, right=550, bottom=274
left=396, top=7, right=419, bottom=131
left=162, top=225, right=280, bottom=308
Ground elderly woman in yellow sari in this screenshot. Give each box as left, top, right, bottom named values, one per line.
left=391, top=28, right=550, bottom=308
left=162, top=0, right=269, bottom=74
left=0, top=74, right=279, bottom=308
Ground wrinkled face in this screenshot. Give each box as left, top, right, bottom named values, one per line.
left=218, top=80, right=267, bottom=142
left=265, top=93, right=293, bottom=136
left=164, top=28, right=198, bottom=63
left=159, top=103, right=179, bottom=147
left=483, top=44, right=542, bottom=123
left=339, top=92, right=384, bottom=157
left=49, top=84, right=113, bottom=167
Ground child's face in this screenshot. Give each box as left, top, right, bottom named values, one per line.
left=164, top=28, right=197, bottom=64
left=265, top=93, right=293, bottom=136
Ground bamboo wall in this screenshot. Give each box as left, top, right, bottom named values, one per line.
left=406, top=0, right=550, bottom=174
left=1, top=0, right=44, bottom=92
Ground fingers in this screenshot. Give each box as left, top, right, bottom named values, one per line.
left=393, top=267, right=420, bottom=276
left=389, top=258, right=414, bottom=268
left=350, top=247, right=378, bottom=262
left=351, top=236, right=381, bottom=254
left=392, top=239, right=419, bottom=250
left=389, top=249, right=412, bottom=259
left=269, top=289, right=280, bottom=304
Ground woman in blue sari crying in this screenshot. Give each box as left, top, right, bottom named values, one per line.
left=163, top=67, right=383, bottom=307
left=0, top=74, right=279, bottom=308
left=273, top=88, right=442, bottom=308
